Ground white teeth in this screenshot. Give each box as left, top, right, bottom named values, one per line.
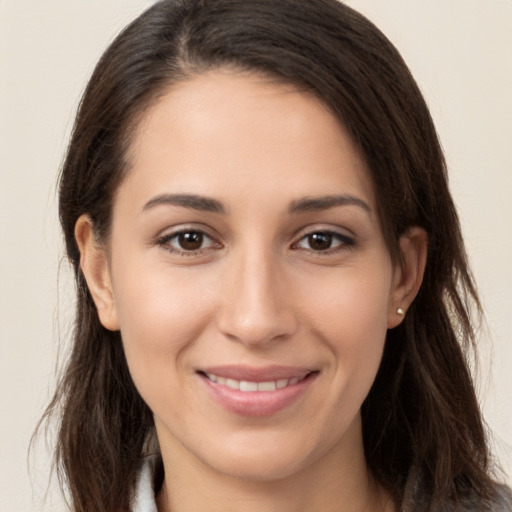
left=258, top=381, right=277, bottom=391
left=276, top=379, right=288, bottom=389
left=240, top=381, right=258, bottom=392
left=225, top=378, right=239, bottom=390
left=205, top=373, right=305, bottom=392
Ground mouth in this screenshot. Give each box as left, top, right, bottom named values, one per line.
left=200, top=372, right=308, bottom=392
left=197, top=366, right=318, bottom=416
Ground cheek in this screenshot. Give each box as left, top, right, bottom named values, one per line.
left=304, top=263, right=392, bottom=334
left=302, top=264, right=392, bottom=383
left=110, top=261, right=217, bottom=389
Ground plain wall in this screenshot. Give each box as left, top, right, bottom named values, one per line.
left=0, top=1, right=510, bottom=510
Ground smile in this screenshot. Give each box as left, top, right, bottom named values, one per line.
left=205, top=373, right=303, bottom=392
left=198, top=366, right=318, bottom=416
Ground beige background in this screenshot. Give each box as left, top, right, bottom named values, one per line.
left=0, top=1, right=510, bottom=510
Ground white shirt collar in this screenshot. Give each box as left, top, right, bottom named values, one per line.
left=131, top=455, right=160, bottom=512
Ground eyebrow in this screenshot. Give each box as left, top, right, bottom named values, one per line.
left=289, top=194, right=372, bottom=214
left=141, top=192, right=371, bottom=216
left=142, top=193, right=226, bottom=214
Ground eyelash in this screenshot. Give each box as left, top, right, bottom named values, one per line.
left=292, top=231, right=355, bottom=254
left=156, top=229, right=219, bottom=256
left=155, top=228, right=355, bottom=256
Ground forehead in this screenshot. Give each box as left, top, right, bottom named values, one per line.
left=121, top=69, right=375, bottom=212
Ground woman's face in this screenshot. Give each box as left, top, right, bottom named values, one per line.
left=82, top=70, right=415, bottom=481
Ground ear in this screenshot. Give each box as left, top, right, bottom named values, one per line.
left=74, top=215, right=120, bottom=331
left=387, top=226, right=428, bottom=329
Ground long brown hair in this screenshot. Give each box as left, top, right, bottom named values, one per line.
left=40, top=1, right=504, bottom=510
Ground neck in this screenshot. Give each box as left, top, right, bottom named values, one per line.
left=155, top=416, right=395, bottom=512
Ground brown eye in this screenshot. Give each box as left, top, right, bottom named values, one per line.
left=158, top=230, right=217, bottom=254
left=307, top=232, right=333, bottom=251
left=295, top=231, right=353, bottom=252
left=178, top=231, right=204, bottom=251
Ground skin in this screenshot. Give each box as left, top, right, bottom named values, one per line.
left=76, top=70, right=427, bottom=512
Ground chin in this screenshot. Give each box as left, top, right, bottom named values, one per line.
left=186, top=424, right=346, bottom=483
left=205, top=446, right=315, bottom=482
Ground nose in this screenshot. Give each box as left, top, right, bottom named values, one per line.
left=216, top=249, right=297, bottom=348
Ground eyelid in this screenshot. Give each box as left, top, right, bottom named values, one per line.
left=155, top=223, right=218, bottom=240
left=291, top=225, right=356, bottom=253
left=291, top=223, right=355, bottom=242
left=155, top=225, right=223, bottom=255
left=294, top=233, right=345, bottom=250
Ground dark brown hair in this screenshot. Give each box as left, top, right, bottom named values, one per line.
left=41, top=1, right=504, bottom=510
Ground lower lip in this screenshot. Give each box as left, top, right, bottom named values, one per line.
left=199, top=373, right=317, bottom=417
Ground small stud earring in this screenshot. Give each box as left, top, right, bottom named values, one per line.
left=397, top=307, right=405, bottom=315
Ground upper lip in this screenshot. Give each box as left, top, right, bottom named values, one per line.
left=198, top=365, right=314, bottom=382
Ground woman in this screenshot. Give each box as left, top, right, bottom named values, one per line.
left=42, top=0, right=511, bottom=511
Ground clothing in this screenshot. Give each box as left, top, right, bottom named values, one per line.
left=131, top=456, right=160, bottom=512
left=130, top=456, right=512, bottom=512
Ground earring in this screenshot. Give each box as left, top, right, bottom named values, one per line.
left=396, top=307, right=405, bottom=315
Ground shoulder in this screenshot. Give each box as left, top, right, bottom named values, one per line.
left=403, top=478, right=512, bottom=512
left=490, top=485, right=512, bottom=512
left=444, top=485, right=512, bottom=512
